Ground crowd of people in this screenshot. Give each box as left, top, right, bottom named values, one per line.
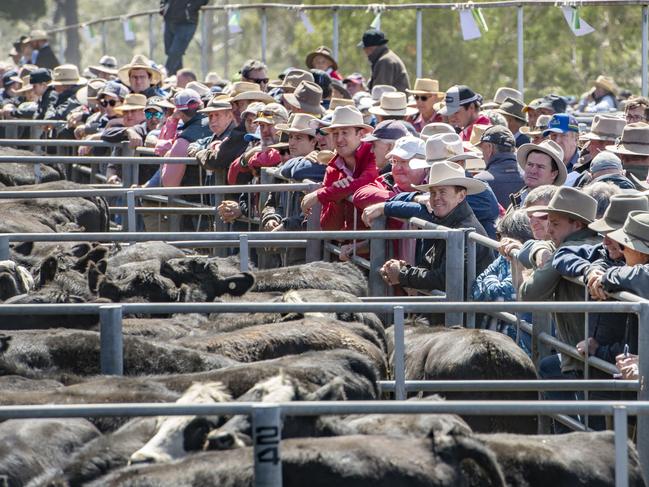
left=2, top=26, right=647, bottom=426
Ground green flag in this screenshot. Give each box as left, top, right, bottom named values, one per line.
left=471, top=8, right=488, bottom=33
left=228, top=10, right=242, bottom=34
left=370, top=13, right=381, bottom=30
left=571, top=7, right=581, bottom=30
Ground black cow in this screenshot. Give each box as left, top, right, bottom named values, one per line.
left=0, top=259, right=34, bottom=301
left=105, top=242, right=186, bottom=268
left=0, top=147, right=63, bottom=187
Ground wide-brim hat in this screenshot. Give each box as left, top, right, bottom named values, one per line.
left=580, top=114, right=626, bottom=142
left=493, top=86, right=523, bottom=105
left=275, top=113, right=319, bottom=136
left=282, top=80, right=325, bottom=116
left=589, top=194, right=649, bottom=234
left=412, top=160, right=487, bottom=194
left=322, top=106, right=373, bottom=132
left=89, top=55, right=118, bottom=77
left=609, top=210, right=649, bottom=254
left=517, top=139, right=567, bottom=186
left=280, top=69, right=314, bottom=93
left=198, top=94, right=233, bottom=113
left=76, top=78, right=106, bottom=105
left=594, top=75, right=618, bottom=96
left=230, top=89, right=275, bottom=104
left=49, top=64, right=87, bottom=87
left=526, top=186, right=597, bottom=224
left=605, top=122, right=649, bottom=156
left=114, top=93, right=147, bottom=113
left=29, top=29, right=48, bottom=41
left=328, top=98, right=355, bottom=112
left=369, top=92, right=418, bottom=117
left=495, top=97, right=527, bottom=123
left=406, top=78, right=444, bottom=96
left=13, top=76, right=32, bottom=94
left=420, top=122, right=456, bottom=139
left=520, top=114, right=552, bottom=136
left=305, top=46, right=338, bottom=71
left=117, top=54, right=162, bottom=87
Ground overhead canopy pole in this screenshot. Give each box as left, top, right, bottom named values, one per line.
left=416, top=9, right=423, bottom=78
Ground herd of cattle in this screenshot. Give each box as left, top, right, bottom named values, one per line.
left=0, top=153, right=644, bottom=486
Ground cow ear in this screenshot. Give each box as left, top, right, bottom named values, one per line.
left=39, top=256, right=58, bottom=286
left=97, top=277, right=120, bottom=301
left=87, top=261, right=101, bottom=293
left=183, top=417, right=217, bottom=452
left=96, top=259, right=108, bottom=275
left=71, top=243, right=92, bottom=258
left=12, top=241, right=33, bottom=256
left=219, top=272, right=255, bottom=297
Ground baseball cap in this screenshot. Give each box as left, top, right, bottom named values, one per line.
left=98, top=80, right=130, bottom=100
left=28, top=68, right=52, bottom=85
left=244, top=126, right=262, bottom=143
left=2, top=70, right=18, bottom=87
left=438, top=85, right=481, bottom=116
left=254, top=102, right=289, bottom=125
left=590, top=151, right=623, bottom=173
left=532, top=94, right=567, bottom=114
left=543, top=113, right=579, bottom=137
left=357, top=29, right=388, bottom=48
left=173, top=88, right=202, bottom=111
left=361, top=120, right=409, bottom=142
left=241, top=101, right=266, bottom=118
left=479, top=125, right=516, bottom=149
left=146, top=95, right=175, bottom=110
left=386, top=135, right=426, bottom=163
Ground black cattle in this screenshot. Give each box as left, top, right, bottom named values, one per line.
left=389, top=325, right=538, bottom=434
left=87, top=434, right=507, bottom=487
left=0, top=418, right=100, bottom=486
left=251, top=261, right=368, bottom=296
left=105, top=242, right=186, bottom=268
left=0, top=259, right=34, bottom=301
left=0, top=147, right=63, bottom=187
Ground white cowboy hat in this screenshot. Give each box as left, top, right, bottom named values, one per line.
left=412, top=160, right=487, bottom=195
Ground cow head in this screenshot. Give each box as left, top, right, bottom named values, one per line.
left=129, top=382, right=231, bottom=465
left=0, top=260, right=34, bottom=301
left=97, top=271, right=182, bottom=303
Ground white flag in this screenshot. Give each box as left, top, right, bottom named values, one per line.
left=561, top=7, right=595, bottom=37
left=299, top=11, right=315, bottom=34
left=459, top=9, right=481, bottom=41
left=122, top=18, right=136, bottom=42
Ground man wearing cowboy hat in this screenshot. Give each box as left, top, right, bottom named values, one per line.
left=227, top=81, right=275, bottom=124
left=509, top=139, right=567, bottom=211
left=605, top=122, right=649, bottom=184
left=519, top=114, right=551, bottom=145
left=282, top=80, right=325, bottom=117
left=439, top=85, right=490, bottom=142
left=495, top=96, right=529, bottom=147
left=28, top=30, right=59, bottom=70
left=379, top=160, right=492, bottom=299
left=21, top=68, right=55, bottom=120
left=573, top=113, right=625, bottom=177
left=523, top=94, right=567, bottom=130
left=577, top=75, right=618, bottom=113
left=301, top=106, right=378, bottom=231
left=88, top=55, right=119, bottom=80
left=160, top=0, right=208, bottom=75
left=44, top=64, right=86, bottom=121
left=406, top=78, right=444, bottom=132
left=306, top=46, right=341, bottom=81
left=117, top=55, right=165, bottom=98
left=359, top=29, right=410, bottom=93
left=474, top=125, right=524, bottom=207
left=369, top=92, right=418, bottom=125
left=191, top=95, right=236, bottom=161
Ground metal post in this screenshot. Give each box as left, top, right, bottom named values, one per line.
left=466, top=237, right=476, bottom=329
left=33, top=163, right=41, bottom=184
left=332, top=9, right=339, bottom=61
left=240, top=234, right=249, bottom=272
left=261, top=8, right=267, bottom=64
left=636, top=302, right=649, bottom=482
left=99, top=304, right=123, bottom=375
left=533, top=310, right=554, bottom=434
left=101, top=21, right=108, bottom=55
left=253, top=404, right=282, bottom=487
left=445, top=230, right=465, bottom=326
left=369, top=216, right=387, bottom=297
left=393, top=306, right=406, bottom=401
left=0, top=236, right=9, bottom=261
left=614, top=406, right=629, bottom=487
left=643, top=6, right=648, bottom=97
left=517, top=6, right=524, bottom=95
left=416, top=9, right=423, bottom=78
left=148, top=14, right=156, bottom=61
left=305, top=188, right=321, bottom=262
left=126, top=191, right=136, bottom=233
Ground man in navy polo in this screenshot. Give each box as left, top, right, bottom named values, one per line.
left=543, top=113, right=581, bottom=186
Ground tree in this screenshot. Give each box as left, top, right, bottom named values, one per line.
left=0, top=0, right=47, bottom=21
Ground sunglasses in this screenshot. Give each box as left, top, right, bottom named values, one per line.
left=249, top=78, right=269, bottom=85
left=414, top=95, right=429, bottom=101
left=145, top=111, right=163, bottom=120
left=100, top=99, right=118, bottom=107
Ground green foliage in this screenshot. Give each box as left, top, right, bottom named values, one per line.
left=0, top=0, right=47, bottom=21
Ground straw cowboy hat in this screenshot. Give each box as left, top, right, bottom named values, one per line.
left=606, top=122, right=649, bottom=156
left=49, top=64, right=87, bottom=86
left=117, top=54, right=162, bottom=87
left=280, top=69, right=314, bottom=93
left=322, top=106, right=373, bottom=132
left=89, top=55, right=118, bottom=77
left=413, top=160, right=487, bottom=194
left=527, top=186, right=597, bottom=224
left=589, top=194, right=649, bottom=234
left=496, top=97, right=527, bottom=123
left=410, top=132, right=481, bottom=170
left=305, top=46, right=338, bottom=71
left=328, top=98, right=355, bottom=111
left=520, top=114, right=552, bottom=136
left=276, top=113, right=319, bottom=136
left=609, top=210, right=649, bottom=255
left=420, top=122, right=455, bottom=139
left=28, top=29, right=48, bottom=42
left=517, top=139, right=567, bottom=185
left=198, top=95, right=232, bottom=113
left=369, top=92, right=418, bottom=117
left=406, top=78, right=444, bottom=97
left=593, top=75, right=618, bottom=96
left=13, top=76, right=33, bottom=94
left=282, top=81, right=325, bottom=115
left=580, top=114, right=626, bottom=142
left=114, top=93, right=147, bottom=114
left=468, top=123, right=491, bottom=147
left=228, top=81, right=275, bottom=104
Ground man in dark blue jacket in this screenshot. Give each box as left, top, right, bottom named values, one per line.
left=160, top=0, right=208, bottom=75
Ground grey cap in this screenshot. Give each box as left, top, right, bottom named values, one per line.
left=590, top=151, right=623, bottom=173
left=361, top=120, right=409, bottom=142
left=438, top=85, right=481, bottom=116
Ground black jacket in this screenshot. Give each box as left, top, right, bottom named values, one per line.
left=199, top=119, right=248, bottom=172
left=45, top=87, right=81, bottom=120
left=34, top=44, right=60, bottom=70
left=160, top=0, right=208, bottom=24
left=34, top=86, right=58, bottom=120
left=474, top=152, right=524, bottom=208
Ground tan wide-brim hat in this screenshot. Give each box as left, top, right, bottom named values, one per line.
left=406, top=78, right=444, bottom=97
left=580, top=114, right=626, bottom=142
left=594, top=75, right=619, bottom=96
left=186, top=81, right=211, bottom=98
left=589, top=194, right=649, bottom=234
left=276, top=113, right=319, bottom=136
left=369, top=92, right=418, bottom=117
left=526, top=186, right=597, bottom=224
left=328, top=98, right=355, bottom=112
left=76, top=78, right=107, bottom=105
left=198, top=95, right=233, bottom=113
left=520, top=114, right=552, bottom=136
left=609, top=210, right=649, bottom=254
left=114, top=93, right=147, bottom=113
left=322, top=106, right=373, bottom=132
left=49, top=64, right=87, bottom=87
left=413, top=160, right=487, bottom=194
left=517, top=139, right=567, bottom=186
left=469, top=123, right=491, bottom=147
left=117, top=54, right=162, bottom=87
left=29, top=29, right=48, bottom=41
left=230, top=89, right=275, bottom=104
left=14, top=76, right=33, bottom=94
left=606, top=122, right=649, bottom=156
left=420, top=122, right=456, bottom=139
left=305, top=46, right=338, bottom=71
left=280, top=69, right=314, bottom=93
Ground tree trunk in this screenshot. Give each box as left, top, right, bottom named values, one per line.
left=53, top=0, right=80, bottom=66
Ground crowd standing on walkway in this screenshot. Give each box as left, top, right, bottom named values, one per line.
left=2, top=26, right=648, bottom=430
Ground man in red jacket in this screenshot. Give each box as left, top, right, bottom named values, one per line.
left=301, top=106, right=378, bottom=230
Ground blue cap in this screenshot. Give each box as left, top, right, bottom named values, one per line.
left=244, top=126, right=261, bottom=142
left=543, top=113, right=580, bottom=137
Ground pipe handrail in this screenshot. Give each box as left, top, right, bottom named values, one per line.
left=0, top=156, right=194, bottom=165
left=0, top=139, right=124, bottom=148
left=0, top=120, right=67, bottom=126
left=377, top=379, right=640, bottom=392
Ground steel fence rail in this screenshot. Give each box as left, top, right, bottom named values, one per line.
left=377, top=380, right=640, bottom=393
left=0, top=139, right=123, bottom=148
left=0, top=156, right=195, bottom=165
